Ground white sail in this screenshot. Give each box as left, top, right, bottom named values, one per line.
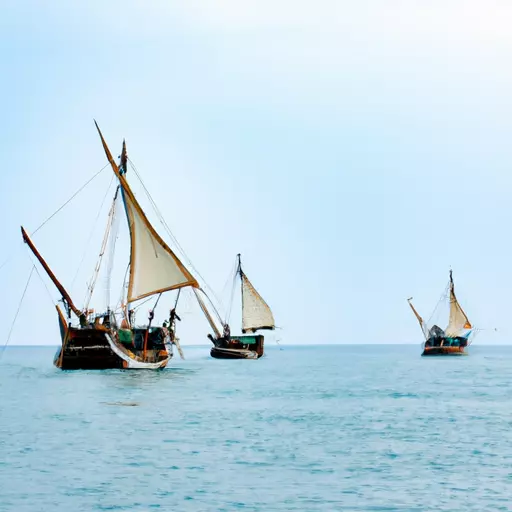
left=445, top=273, right=471, bottom=337
left=241, top=273, right=274, bottom=333
left=122, top=189, right=198, bottom=302
left=94, top=122, right=198, bottom=303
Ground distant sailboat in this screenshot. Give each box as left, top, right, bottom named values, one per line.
left=22, top=123, right=199, bottom=369
left=206, top=254, right=275, bottom=359
left=408, top=270, right=473, bottom=356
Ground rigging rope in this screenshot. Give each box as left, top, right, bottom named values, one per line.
left=71, top=175, right=115, bottom=295
left=127, top=158, right=226, bottom=316
left=426, top=283, right=450, bottom=329
left=0, top=164, right=109, bottom=290
left=31, top=164, right=109, bottom=237
left=105, top=188, right=120, bottom=309
left=1, top=266, right=35, bottom=359
left=201, top=288, right=225, bottom=326
left=22, top=250, right=56, bottom=306
left=116, top=263, right=130, bottom=313
left=84, top=186, right=119, bottom=311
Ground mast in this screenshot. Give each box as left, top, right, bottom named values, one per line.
left=238, top=253, right=243, bottom=329
left=119, top=139, right=128, bottom=175
left=446, top=270, right=471, bottom=336
left=21, top=226, right=81, bottom=319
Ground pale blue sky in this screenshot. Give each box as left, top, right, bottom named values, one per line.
left=1, top=1, right=512, bottom=346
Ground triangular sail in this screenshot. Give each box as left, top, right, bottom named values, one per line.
left=241, top=271, right=275, bottom=333
left=407, top=298, right=429, bottom=340
left=94, top=122, right=199, bottom=302
left=446, top=271, right=471, bottom=337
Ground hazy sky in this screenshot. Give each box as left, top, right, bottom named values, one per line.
left=1, top=1, right=512, bottom=346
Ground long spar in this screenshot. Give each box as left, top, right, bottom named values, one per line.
left=21, top=227, right=81, bottom=318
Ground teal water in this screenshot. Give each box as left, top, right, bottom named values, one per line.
left=1, top=344, right=511, bottom=511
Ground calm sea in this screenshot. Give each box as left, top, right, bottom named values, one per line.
left=1, top=344, right=511, bottom=511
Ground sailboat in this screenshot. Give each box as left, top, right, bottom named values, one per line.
left=22, top=123, right=199, bottom=369
left=408, top=270, right=473, bottom=356
left=207, top=254, right=275, bottom=359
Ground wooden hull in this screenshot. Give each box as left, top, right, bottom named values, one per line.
left=210, top=347, right=260, bottom=359
left=210, top=334, right=264, bottom=360
left=55, top=328, right=124, bottom=369
left=55, top=311, right=170, bottom=370
left=422, top=346, right=467, bottom=356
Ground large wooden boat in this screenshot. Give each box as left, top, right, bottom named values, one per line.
left=22, top=123, right=198, bottom=370
left=203, top=254, right=275, bottom=360
left=408, top=270, right=473, bottom=357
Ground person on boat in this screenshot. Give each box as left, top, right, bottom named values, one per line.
left=169, top=308, right=181, bottom=335
left=103, top=310, right=111, bottom=329
left=169, top=308, right=181, bottom=325
left=223, top=323, right=231, bottom=342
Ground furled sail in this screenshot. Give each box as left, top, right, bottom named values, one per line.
left=407, top=298, right=429, bottom=340
left=94, top=122, right=199, bottom=302
left=445, top=271, right=471, bottom=337
left=241, top=272, right=275, bottom=333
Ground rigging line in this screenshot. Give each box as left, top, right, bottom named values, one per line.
left=71, top=175, right=116, bottom=295
left=152, top=293, right=163, bottom=311
left=23, top=250, right=56, bottom=306
left=117, top=263, right=130, bottom=312
left=0, top=240, right=25, bottom=276
left=201, top=288, right=225, bottom=326
left=127, top=158, right=224, bottom=310
left=426, top=283, right=450, bottom=327
left=31, top=164, right=109, bottom=237
left=1, top=266, right=35, bottom=359
left=133, top=295, right=155, bottom=311
left=83, top=184, right=119, bottom=310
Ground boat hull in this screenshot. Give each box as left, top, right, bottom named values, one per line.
left=210, top=347, right=259, bottom=359
left=55, top=311, right=170, bottom=370
left=210, top=334, right=264, bottom=360
left=422, top=346, right=467, bottom=356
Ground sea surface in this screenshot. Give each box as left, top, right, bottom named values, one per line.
left=1, top=344, right=512, bottom=511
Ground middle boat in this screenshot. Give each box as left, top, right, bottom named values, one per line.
left=22, top=122, right=200, bottom=370
left=206, top=254, right=275, bottom=359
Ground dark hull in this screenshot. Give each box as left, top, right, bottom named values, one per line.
left=422, top=347, right=467, bottom=356
left=422, top=345, right=467, bottom=356
left=210, top=347, right=260, bottom=359
left=55, top=328, right=124, bottom=369
left=421, top=334, right=468, bottom=357
left=55, top=309, right=170, bottom=370
left=210, top=334, right=264, bottom=360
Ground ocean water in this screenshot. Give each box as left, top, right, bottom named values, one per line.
left=1, top=344, right=511, bottom=511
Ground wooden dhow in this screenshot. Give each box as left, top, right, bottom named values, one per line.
left=22, top=123, right=198, bottom=369
left=206, top=254, right=275, bottom=360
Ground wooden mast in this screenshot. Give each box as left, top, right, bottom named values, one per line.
left=237, top=253, right=243, bottom=333
left=21, top=226, right=81, bottom=318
